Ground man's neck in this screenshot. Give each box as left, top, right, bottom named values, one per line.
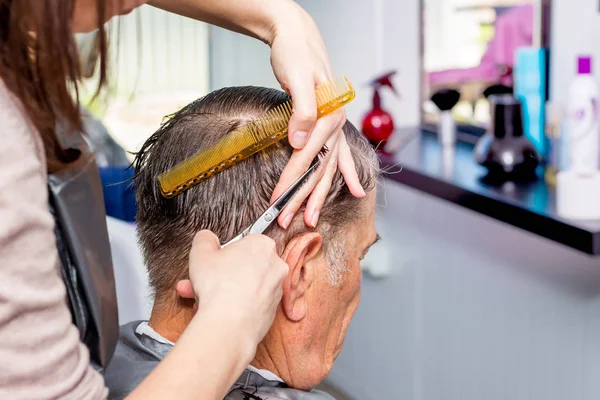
left=149, top=302, right=295, bottom=386
left=148, top=300, right=194, bottom=343
left=251, top=328, right=293, bottom=385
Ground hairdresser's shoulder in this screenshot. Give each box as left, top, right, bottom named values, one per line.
left=0, top=77, right=45, bottom=159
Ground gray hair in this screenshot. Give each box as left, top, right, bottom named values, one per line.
left=325, top=237, right=349, bottom=287
left=133, top=86, right=379, bottom=301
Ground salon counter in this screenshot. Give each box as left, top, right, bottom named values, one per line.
left=379, top=128, right=600, bottom=255
left=326, top=140, right=600, bottom=400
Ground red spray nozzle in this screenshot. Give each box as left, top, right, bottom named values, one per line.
left=368, top=70, right=398, bottom=96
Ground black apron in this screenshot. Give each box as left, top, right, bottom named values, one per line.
left=48, top=137, right=119, bottom=371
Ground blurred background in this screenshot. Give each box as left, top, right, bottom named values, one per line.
left=77, top=6, right=210, bottom=155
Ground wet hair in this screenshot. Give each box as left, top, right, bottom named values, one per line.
left=0, top=0, right=109, bottom=173
left=133, top=86, right=379, bottom=302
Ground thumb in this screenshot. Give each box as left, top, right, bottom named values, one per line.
left=176, top=280, right=199, bottom=313
left=176, top=280, right=195, bottom=299
left=191, top=230, right=221, bottom=255
left=287, top=75, right=317, bottom=149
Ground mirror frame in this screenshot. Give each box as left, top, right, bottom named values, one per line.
left=419, top=0, right=552, bottom=143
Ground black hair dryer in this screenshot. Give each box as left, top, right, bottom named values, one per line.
left=474, top=95, right=540, bottom=181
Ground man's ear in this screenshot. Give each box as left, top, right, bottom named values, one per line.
left=281, top=232, right=323, bottom=322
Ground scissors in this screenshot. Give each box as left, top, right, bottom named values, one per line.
left=222, top=161, right=320, bottom=247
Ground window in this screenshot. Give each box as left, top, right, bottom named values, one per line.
left=79, top=5, right=210, bottom=156
left=423, top=0, right=533, bottom=129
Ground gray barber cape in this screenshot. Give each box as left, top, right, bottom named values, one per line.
left=104, top=321, right=336, bottom=400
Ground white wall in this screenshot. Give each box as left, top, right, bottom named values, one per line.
left=209, top=0, right=420, bottom=128
left=328, top=181, right=600, bottom=400
left=550, top=0, right=600, bottom=104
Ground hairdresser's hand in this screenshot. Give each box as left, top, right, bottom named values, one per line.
left=151, top=0, right=363, bottom=227
left=267, top=1, right=365, bottom=228
left=176, top=231, right=288, bottom=354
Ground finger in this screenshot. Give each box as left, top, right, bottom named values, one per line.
left=272, top=110, right=344, bottom=203
left=276, top=260, right=290, bottom=283
left=273, top=285, right=284, bottom=309
left=338, top=133, right=366, bottom=198
left=287, top=73, right=317, bottom=149
left=242, top=234, right=278, bottom=254
left=316, top=64, right=334, bottom=85
left=268, top=273, right=287, bottom=308
left=191, top=230, right=221, bottom=255
left=175, top=280, right=195, bottom=299
left=304, top=139, right=340, bottom=227
left=240, top=235, right=282, bottom=268
left=176, top=280, right=199, bottom=309
left=276, top=132, right=340, bottom=228
left=275, top=154, right=326, bottom=229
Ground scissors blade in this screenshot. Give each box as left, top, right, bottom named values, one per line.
left=247, top=161, right=320, bottom=235
left=222, top=161, right=321, bottom=249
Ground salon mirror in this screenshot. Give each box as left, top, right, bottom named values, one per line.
left=421, top=0, right=550, bottom=138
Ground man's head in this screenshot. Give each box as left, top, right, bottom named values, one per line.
left=134, top=86, right=380, bottom=389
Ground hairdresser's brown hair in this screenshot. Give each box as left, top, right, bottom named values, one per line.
left=0, top=0, right=108, bottom=173
left=133, top=86, right=379, bottom=303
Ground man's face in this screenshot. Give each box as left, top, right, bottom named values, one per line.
left=281, top=192, right=378, bottom=389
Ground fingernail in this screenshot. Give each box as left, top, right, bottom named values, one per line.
left=282, top=213, right=294, bottom=229
left=359, top=187, right=367, bottom=198
left=291, top=131, right=308, bottom=148
left=310, top=210, right=320, bottom=228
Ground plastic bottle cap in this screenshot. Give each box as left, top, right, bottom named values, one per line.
left=578, top=56, right=592, bottom=75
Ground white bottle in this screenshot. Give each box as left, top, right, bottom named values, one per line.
left=557, top=55, right=600, bottom=220
left=567, top=55, right=600, bottom=176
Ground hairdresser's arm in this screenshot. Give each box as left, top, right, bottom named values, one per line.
left=149, top=0, right=280, bottom=43
left=126, top=308, right=252, bottom=400
left=149, top=0, right=364, bottom=227
left=127, top=231, right=287, bottom=400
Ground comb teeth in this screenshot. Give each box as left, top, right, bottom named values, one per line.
left=158, top=75, right=355, bottom=198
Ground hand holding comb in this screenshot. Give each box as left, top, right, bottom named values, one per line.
left=158, top=75, right=356, bottom=198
